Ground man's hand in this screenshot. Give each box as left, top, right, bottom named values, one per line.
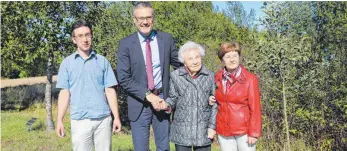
left=56, top=121, right=65, bottom=138
left=56, top=89, right=69, bottom=138
left=104, top=87, right=122, bottom=134
left=207, top=128, right=216, bottom=139
left=248, top=136, right=258, bottom=144
left=146, top=93, right=162, bottom=111
left=112, top=117, right=122, bottom=133
left=209, top=96, right=216, bottom=105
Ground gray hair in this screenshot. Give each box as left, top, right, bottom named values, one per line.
left=178, top=41, right=206, bottom=63
left=133, top=2, right=155, bottom=16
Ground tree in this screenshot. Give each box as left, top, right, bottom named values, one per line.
left=0, top=1, right=105, bottom=78
left=249, top=1, right=347, bottom=150
left=224, top=1, right=256, bottom=29
left=1, top=2, right=69, bottom=78
left=311, top=2, right=347, bottom=149
left=45, top=49, right=54, bottom=131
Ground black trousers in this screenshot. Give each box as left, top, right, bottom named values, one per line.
left=175, top=144, right=211, bottom=151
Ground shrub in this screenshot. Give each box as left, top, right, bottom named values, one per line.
left=1, top=83, right=59, bottom=110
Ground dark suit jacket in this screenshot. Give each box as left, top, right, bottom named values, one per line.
left=116, top=31, right=182, bottom=121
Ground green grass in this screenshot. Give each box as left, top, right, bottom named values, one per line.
left=1, top=104, right=221, bottom=151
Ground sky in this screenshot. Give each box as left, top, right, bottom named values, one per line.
left=212, top=1, right=266, bottom=30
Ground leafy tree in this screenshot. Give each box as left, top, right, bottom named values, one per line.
left=224, top=1, right=256, bottom=29
left=310, top=1, right=347, bottom=149
left=1, top=1, right=105, bottom=78
left=250, top=1, right=347, bottom=150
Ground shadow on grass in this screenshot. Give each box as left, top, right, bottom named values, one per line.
left=32, top=121, right=45, bottom=131
left=26, top=121, right=45, bottom=131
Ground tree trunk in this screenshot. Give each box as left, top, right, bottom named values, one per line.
left=282, top=79, right=291, bottom=151
left=45, top=79, right=55, bottom=131
left=45, top=49, right=55, bottom=131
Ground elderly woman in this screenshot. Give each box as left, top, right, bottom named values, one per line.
left=210, top=42, right=262, bottom=151
left=161, top=41, right=217, bottom=151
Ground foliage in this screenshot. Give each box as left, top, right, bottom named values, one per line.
left=1, top=1, right=254, bottom=77
left=1, top=2, right=104, bottom=78
left=244, top=1, right=347, bottom=150
left=152, top=1, right=257, bottom=71
left=223, top=1, right=257, bottom=29
left=1, top=84, right=60, bottom=110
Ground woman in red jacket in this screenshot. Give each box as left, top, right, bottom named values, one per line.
left=210, top=42, right=261, bottom=151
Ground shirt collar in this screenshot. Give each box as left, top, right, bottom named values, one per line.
left=216, top=64, right=246, bottom=84
left=138, top=31, right=156, bottom=42
left=74, top=50, right=96, bottom=59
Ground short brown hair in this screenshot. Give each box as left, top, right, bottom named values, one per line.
left=218, top=42, right=241, bottom=60
left=71, top=19, right=92, bottom=37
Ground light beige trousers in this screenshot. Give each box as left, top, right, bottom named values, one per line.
left=218, top=134, right=256, bottom=151
left=71, top=115, right=112, bottom=151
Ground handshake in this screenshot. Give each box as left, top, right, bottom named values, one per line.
left=146, top=93, right=169, bottom=111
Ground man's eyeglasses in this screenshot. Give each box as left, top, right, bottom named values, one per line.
left=134, top=16, right=153, bottom=23
left=74, top=33, right=92, bottom=39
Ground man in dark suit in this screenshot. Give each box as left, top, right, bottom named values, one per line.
left=116, top=2, right=182, bottom=151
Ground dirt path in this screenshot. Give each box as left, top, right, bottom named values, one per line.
left=1, top=75, right=57, bottom=88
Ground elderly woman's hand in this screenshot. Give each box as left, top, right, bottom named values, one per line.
left=209, top=96, right=216, bottom=105
left=159, top=100, right=169, bottom=110
left=248, top=136, right=257, bottom=144
left=207, top=128, right=216, bottom=139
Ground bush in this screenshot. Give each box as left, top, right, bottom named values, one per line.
left=115, top=86, right=130, bottom=127
left=1, top=83, right=59, bottom=110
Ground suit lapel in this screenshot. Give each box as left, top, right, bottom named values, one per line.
left=156, top=32, right=165, bottom=72
left=132, top=33, right=146, bottom=69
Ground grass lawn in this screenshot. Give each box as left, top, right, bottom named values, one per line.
left=1, top=104, right=221, bottom=151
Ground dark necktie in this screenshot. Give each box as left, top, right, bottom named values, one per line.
left=145, top=38, right=154, bottom=90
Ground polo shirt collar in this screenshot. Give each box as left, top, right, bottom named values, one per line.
left=74, top=49, right=96, bottom=59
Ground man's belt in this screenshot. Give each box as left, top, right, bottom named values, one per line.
left=151, top=87, right=163, bottom=95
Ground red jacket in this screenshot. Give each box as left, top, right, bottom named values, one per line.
left=215, top=65, right=262, bottom=138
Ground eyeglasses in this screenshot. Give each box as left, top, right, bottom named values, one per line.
left=74, top=33, right=92, bottom=39
left=134, top=16, right=153, bottom=23
left=223, top=54, right=239, bottom=60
